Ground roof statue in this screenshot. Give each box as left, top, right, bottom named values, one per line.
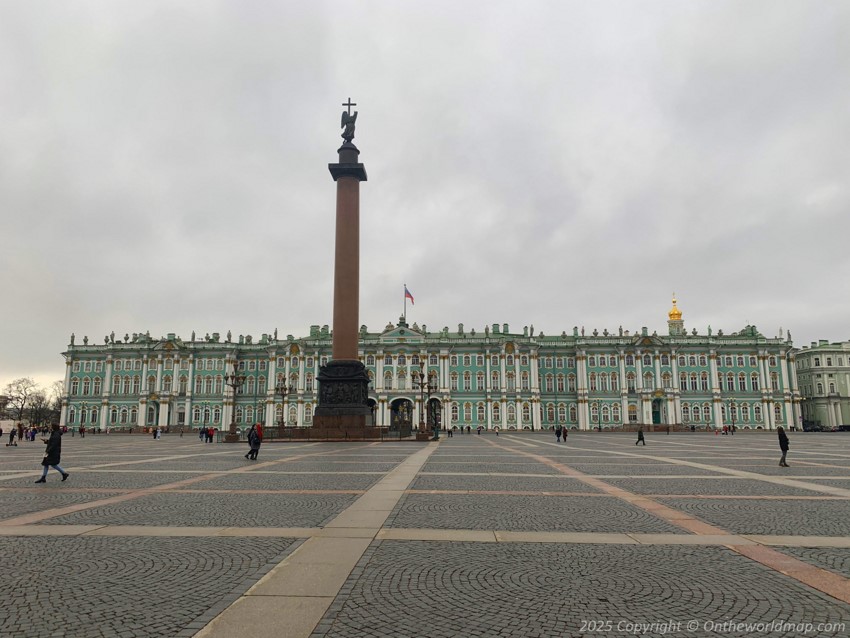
left=341, top=98, right=357, bottom=142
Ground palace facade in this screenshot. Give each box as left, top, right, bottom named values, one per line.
left=60, top=299, right=801, bottom=432
left=796, top=340, right=850, bottom=429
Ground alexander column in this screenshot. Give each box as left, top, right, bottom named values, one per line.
left=313, top=99, right=372, bottom=434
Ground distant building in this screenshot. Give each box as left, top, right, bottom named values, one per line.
left=60, top=298, right=800, bottom=432
left=795, top=340, right=850, bottom=429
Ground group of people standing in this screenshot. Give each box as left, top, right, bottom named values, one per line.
left=198, top=426, right=216, bottom=443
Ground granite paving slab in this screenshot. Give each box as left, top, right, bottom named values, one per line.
left=41, top=492, right=359, bottom=528
left=569, top=463, right=724, bottom=476
left=386, top=493, right=684, bottom=533
left=0, top=490, right=113, bottom=521
left=312, top=541, right=850, bottom=638
left=0, top=535, right=298, bottom=638
left=410, top=475, right=603, bottom=493
left=602, top=478, right=828, bottom=497
left=188, top=472, right=382, bottom=491
left=420, top=462, right=561, bottom=474
left=2, top=471, right=200, bottom=490
left=658, top=498, right=850, bottom=536
left=782, top=547, right=850, bottom=580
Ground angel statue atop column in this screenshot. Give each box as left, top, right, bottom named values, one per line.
left=341, top=109, right=357, bottom=142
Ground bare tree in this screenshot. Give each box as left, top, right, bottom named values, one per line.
left=29, top=390, right=55, bottom=427
left=4, top=378, right=39, bottom=423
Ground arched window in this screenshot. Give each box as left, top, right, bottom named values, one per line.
left=738, top=373, right=747, bottom=391
left=601, top=404, right=610, bottom=423
left=682, top=404, right=691, bottom=422
left=741, top=403, right=750, bottom=422
left=520, top=355, right=528, bottom=366
left=589, top=373, right=597, bottom=391
left=692, top=404, right=701, bottom=422
left=451, top=402, right=459, bottom=421
left=737, top=356, right=745, bottom=367
left=130, top=407, right=137, bottom=423
left=205, top=377, right=214, bottom=395
left=112, top=376, right=120, bottom=394
left=507, top=373, right=516, bottom=391
left=213, top=406, right=221, bottom=423
left=545, top=374, right=554, bottom=392
left=643, top=354, right=652, bottom=366
left=306, top=373, right=314, bottom=392
left=411, top=355, right=420, bottom=366
left=477, top=403, right=485, bottom=422
left=132, top=377, right=140, bottom=394
left=195, top=377, right=202, bottom=394
left=476, top=372, right=485, bottom=390
left=699, top=355, right=707, bottom=367
left=306, top=357, right=314, bottom=368
left=771, top=373, right=779, bottom=391
left=110, top=407, right=118, bottom=424
left=398, top=370, right=407, bottom=390
left=521, top=403, right=531, bottom=423
left=399, top=354, right=407, bottom=366
left=215, top=376, right=223, bottom=394
left=569, top=404, right=577, bottom=422
left=628, top=404, right=637, bottom=423
left=366, top=355, right=375, bottom=366
left=588, top=356, right=596, bottom=367
left=546, top=404, right=555, bottom=422
left=751, top=373, right=759, bottom=391
left=463, top=372, right=471, bottom=391
left=557, top=374, right=566, bottom=392
left=567, top=357, right=575, bottom=368
left=610, top=373, right=618, bottom=391
left=754, top=404, right=762, bottom=422
left=558, top=404, right=567, bottom=422
left=590, top=402, right=599, bottom=423
left=679, top=373, right=687, bottom=390
left=689, top=373, right=698, bottom=391
left=662, top=373, right=671, bottom=389
left=678, top=356, right=686, bottom=367
left=600, top=373, right=609, bottom=391
left=385, top=371, right=394, bottom=390
left=627, top=373, right=636, bottom=392
left=568, top=374, right=576, bottom=392
left=429, top=354, right=438, bottom=366
left=493, top=402, right=501, bottom=422
left=305, top=404, right=313, bottom=423
left=661, top=354, right=670, bottom=366
left=163, top=376, right=172, bottom=392
left=700, top=372, right=709, bottom=391
left=726, top=373, right=735, bottom=391
left=506, top=355, right=514, bottom=366
left=507, top=403, right=516, bottom=422
left=491, top=371, right=500, bottom=388
left=288, top=406, right=297, bottom=424
left=246, top=377, right=255, bottom=395
left=463, top=403, right=472, bottom=422
left=147, top=376, right=156, bottom=392
left=613, top=404, right=621, bottom=423
left=703, top=404, right=711, bottom=422
left=235, top=407, right=243, bottom=423
left=147, top=406, right=156, bottom=424
left=121, top=408, right=129, bottom=424
left=384, top=354, right=393, bottom=365
left=644, top=372, right=654, bottom=390
left=774, top=404, right=782, bottom=422
left=71, top=379, right=80, bottom=395
left=82, top=378, right=91, bottom=395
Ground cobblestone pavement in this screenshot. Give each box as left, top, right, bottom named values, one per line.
left=2, top=432, right=850, bottom=638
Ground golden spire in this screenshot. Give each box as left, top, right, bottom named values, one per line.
left=668, top=293, right=682, bottom=321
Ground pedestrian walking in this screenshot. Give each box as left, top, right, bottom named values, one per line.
left=636, top=427, right=646, bottom=446
left=562, top=428, right=567, bottom=441
left=199, top=427, right=205, bottom=442
left=35, top=424, right=69, bottom=483
left=778, top=426, right=790, bottom=467
left=555, top=426, right=562, bottom=442
left=245, top=424, right=261, bottom=460
left=6, top=428, right=16, bottom=447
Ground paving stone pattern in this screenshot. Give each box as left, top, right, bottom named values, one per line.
left=187, top=472, right=382, bottom=492
left=386, top=493, right=684, bottom=533
left=0, top=536, right=298, bottom=638
left=0, top=490, right=111, bottom=521
left=313, top=541, right=850, bottom=638
left=659, top=498, right=850, bottom=536
left=411, top=475, right=603, bottom=493
left=784, top=548, right=850, bottom=580
left=602, top=477, right=825, bottom=496
left=42, top=492, right=358, bottom=528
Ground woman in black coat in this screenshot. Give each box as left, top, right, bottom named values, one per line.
left=35, top=423, right=69, bottom=483
left=777, top=426, right=790, bottom=467
left=245, top=424, right=261, bottom=460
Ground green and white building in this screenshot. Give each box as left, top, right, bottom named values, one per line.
left=796, top=340, right=850, bottom=429
left=60, top=299, right=801, bottom=432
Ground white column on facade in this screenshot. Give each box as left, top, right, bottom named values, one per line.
left=156, top=355, right=163, bottom=391
left=137, top=398, right=146, bottom=427
left=671, top=351, right=680, bottom=390
left=158, top=401, right=170, bottom=428
left=788, top=354, right=800, bottom=393
left=531, top=351, right=540, bottom=391
left=654, top=351, right=662, bottom=382
left=532, top=399, right=541, bottom=430
left=709, top=351, right=719, bottom=392
left=635, top=352, right=644, bottom=392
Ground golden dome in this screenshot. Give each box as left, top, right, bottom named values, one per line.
left=668, top=294, right=682, bottom=321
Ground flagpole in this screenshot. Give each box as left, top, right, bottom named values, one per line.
left=403, top=283, right=407, bottom=321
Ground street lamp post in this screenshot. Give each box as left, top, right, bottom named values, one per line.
left=224, top=364, right=247, bottom=443
left=412, top=363, right=439, bottom=440
left=275, top=379, right=294, bottom=436
left=729, top=399, right=736, bottom=434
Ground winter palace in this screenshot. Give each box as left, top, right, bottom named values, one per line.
left=60, top=299, right=802, bottom=432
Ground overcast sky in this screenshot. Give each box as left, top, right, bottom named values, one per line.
left=1, top=0, right=848, bottom=391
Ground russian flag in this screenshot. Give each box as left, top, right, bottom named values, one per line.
left=404, top=285, right=414, bottom=305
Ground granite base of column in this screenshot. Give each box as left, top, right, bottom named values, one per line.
left=312, top=359, right=376, bottom=439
